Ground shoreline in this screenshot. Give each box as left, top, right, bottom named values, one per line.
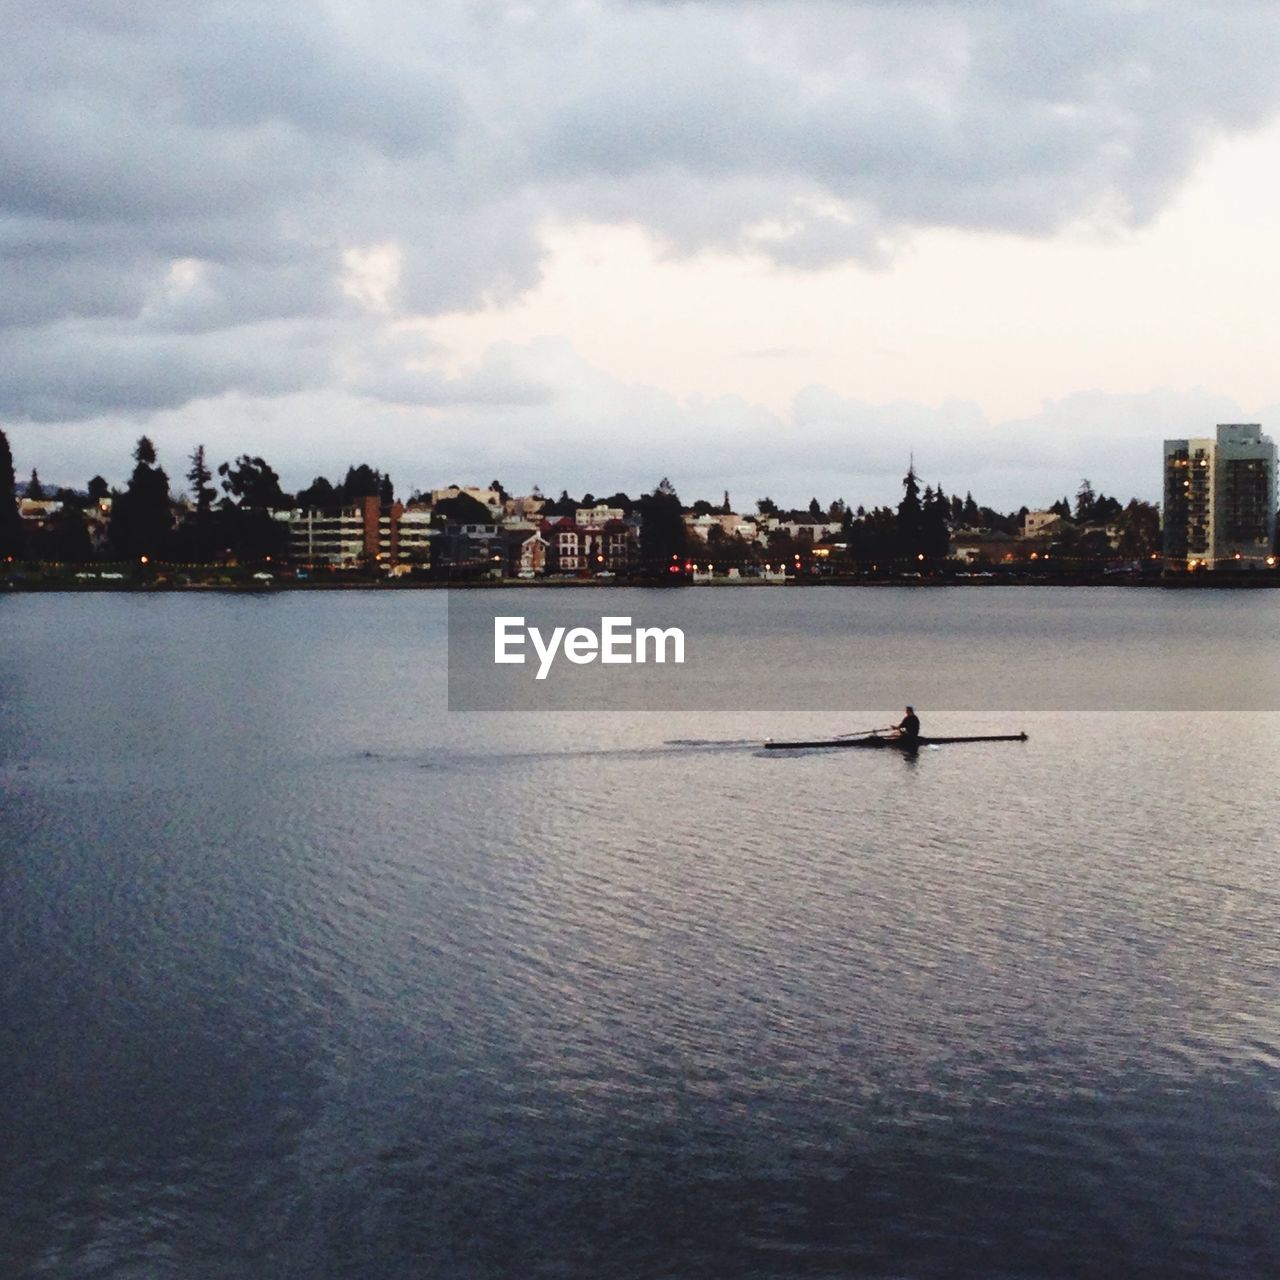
left=4, top=573, right=1277, bottom=593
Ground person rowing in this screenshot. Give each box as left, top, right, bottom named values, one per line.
left=893, top=705, right=920, bottom=744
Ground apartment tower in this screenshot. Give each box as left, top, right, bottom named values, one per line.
left=1163, top=424, right=1277, bottom=569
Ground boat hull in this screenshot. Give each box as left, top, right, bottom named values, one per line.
left=763, top=732, right=1028, bottom=751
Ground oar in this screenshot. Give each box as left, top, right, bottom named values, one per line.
left=835, top=726, right=893, bottom=739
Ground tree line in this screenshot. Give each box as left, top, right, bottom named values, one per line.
left=1, top=427, right=1161, bottom=570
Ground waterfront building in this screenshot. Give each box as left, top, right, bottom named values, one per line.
left=510, top=530, right=549, bottom=577
left=1163, top=424, right=1278, bottom=569
left=540, top=515, right=639, bottom=575
left=283, top=497, right=433, bottom=570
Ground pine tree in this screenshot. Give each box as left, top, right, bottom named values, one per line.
left=187, top=445, right=216, bottom=517
left=896, top=463, right=923, bottom=560
left=111, top=436, right=172, bottom=560
left=638, top=478, right=687, bottom=578
left=27, top=468, right=45, bottom=499
left=1075, top=479, right=1097, bottom=525
left=922, top=484, right=951, bottom=560
left=0, top=428, right=23, bottom=558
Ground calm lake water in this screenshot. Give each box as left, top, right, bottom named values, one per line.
left=3, top=589, right=1279, bottom=1279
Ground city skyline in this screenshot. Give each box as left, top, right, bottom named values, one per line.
left=7, top=2, right=1280, bottom=509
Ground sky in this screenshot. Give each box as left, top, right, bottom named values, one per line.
left=5, top=0, right=1280, bottom=511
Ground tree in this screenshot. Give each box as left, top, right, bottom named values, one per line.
left=45, top=507, right=92, bottom=563
left=1093, top=493, right=1123, bottom=524
left=540, top=489, right=577, bottom=517
left=896, top=464, right=923, bottom=560
left=808, top=497, right=822, bottom=518
left=219, top=455, right=287, bottom=509
left=1075, top=479, right=1097, bottom=525
left=296, top=476, right=340, bottom=510
left=342, top=463, right=381, bottom=500
left=177, top=446, right=219, bottom=562
left=87, top=475, right=110, bottom=503
left=27, top=468, right=45, bottom=499
left=846, top=506, right=900, bottom=569
left=922, top=484, right=951, bottom=560
left=111, top=435, right=173, bottom=560
left=756, top=496, right=778, bottom=516
left=638, top=478, right=687, bottom=578
left=600, top=491, right=635, bottom=515
left=433, top=492, right=494, bottom=526
left=187, top=445, right=217, bottom=517
left=0, top=428, right=23, bottom=557
left=1114, top=499, right=1161, bottom=559
left=704, top=524, right=752, bottom=567
left=215, top=455, right=289, bottom=563
left=379, top=473, right=394, bottom=505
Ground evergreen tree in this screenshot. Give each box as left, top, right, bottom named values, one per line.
left=847, top=506, right=900, bottom=569
left=922, top=484, right=951, bottom=560
left=87, top=475, right=110, bottom=503
left=111, top=436, right=172, bottom=560
left=1074, top=479, right=1097, bottom=524
left=187, top=445, right=216, bottom=517
left=0, top=428, right=23, bottom=557
left=379, top=473, right=394, bottom=505
left=27, top=468, right=45, bottom=499
left=638, top=478, right=687, bottom=578
left=896, top=464, right=923, bottom=560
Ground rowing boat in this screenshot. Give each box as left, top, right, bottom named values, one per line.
left=763, top=732, right=1028, bottom=751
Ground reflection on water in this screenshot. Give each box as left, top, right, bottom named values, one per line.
left=2, top=592, right=1279, bottom=1278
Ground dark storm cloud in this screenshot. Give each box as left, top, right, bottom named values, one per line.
left=4, top=0, right=1280, bottom=420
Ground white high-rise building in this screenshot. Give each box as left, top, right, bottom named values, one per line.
left=1163, top=424, right=1277, bottom=570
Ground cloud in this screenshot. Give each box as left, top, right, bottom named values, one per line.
left=6, top=336, right=1240, bottom=514
left=4, top=0, right=1280, bottom=422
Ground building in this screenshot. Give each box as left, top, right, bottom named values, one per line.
left=1163, top=424, right=1278, bottom=569
left=575, top=503, right=625, bottom=529
left=282, top=497, right=433, bottom=570
left=540, top=515, right=639, bottom=575
left=509, top=530, right=549, bottom=577
left=1023, top=511, right=1069, bottom=539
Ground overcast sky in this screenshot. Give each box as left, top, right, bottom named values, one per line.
left=5, top=0, right=1280, bottom=510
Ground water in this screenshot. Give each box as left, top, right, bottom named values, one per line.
left=3, top=589, right=1279, bottom=1278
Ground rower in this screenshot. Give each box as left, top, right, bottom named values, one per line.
left=894, top=705, right=920, bottom=743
